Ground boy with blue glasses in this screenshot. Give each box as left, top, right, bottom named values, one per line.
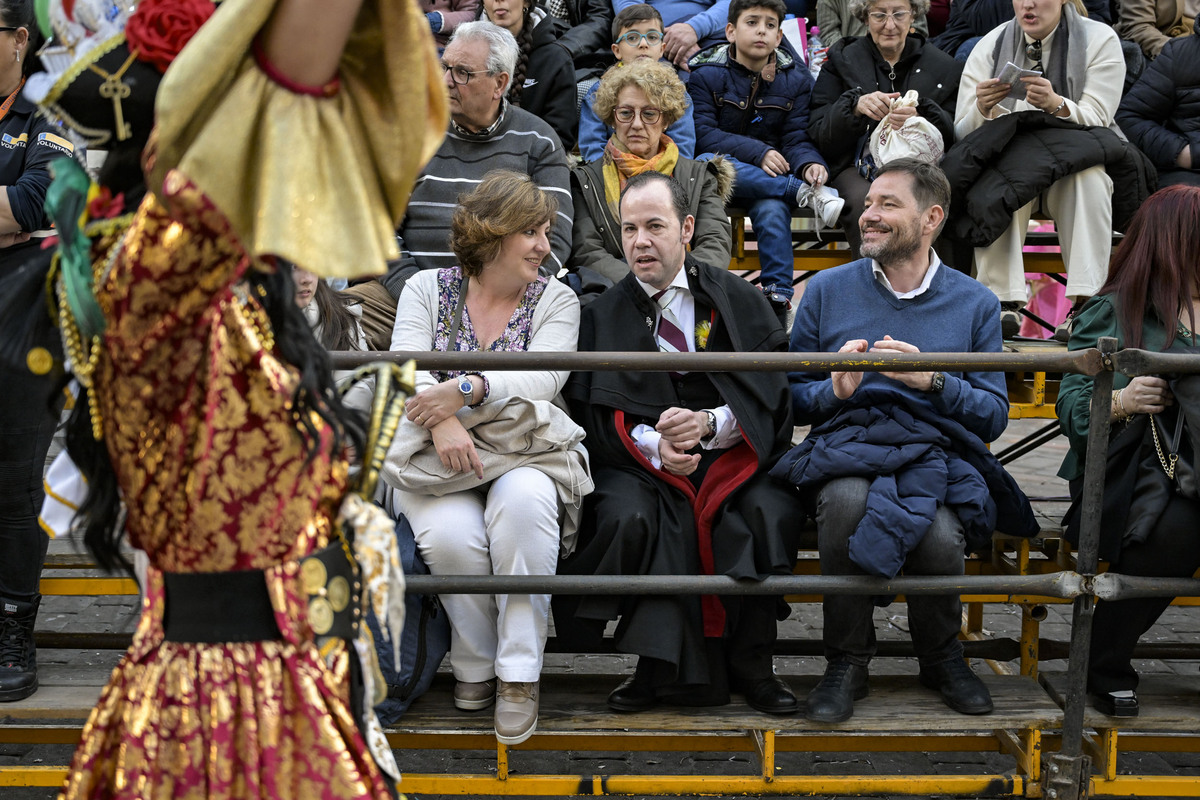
left=578, top=4, right=696, bottom=162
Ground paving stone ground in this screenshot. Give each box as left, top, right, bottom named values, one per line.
left=5, top=419, right=1199, bottom=800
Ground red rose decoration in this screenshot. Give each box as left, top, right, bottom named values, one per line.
left=87, top=187, right=126, bottom=220
left=124, top=0, right=217, bottom=74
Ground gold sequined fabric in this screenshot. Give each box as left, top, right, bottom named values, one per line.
left=59, top=177, right=394, bottom=799
left=149, top=0, right=448, bottom=280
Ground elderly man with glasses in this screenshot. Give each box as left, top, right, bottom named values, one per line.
left=343, top=20, right=573, bottom=348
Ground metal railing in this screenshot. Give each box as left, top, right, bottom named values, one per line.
left=333, top=341, right=1200, bottom=800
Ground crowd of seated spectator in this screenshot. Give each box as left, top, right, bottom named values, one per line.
left=362, top=0, right=1188, bottom=344
left=14, top=0, right=1200, bottom=751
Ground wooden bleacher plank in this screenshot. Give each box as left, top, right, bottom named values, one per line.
left=396, top=673, right=1059, bottom=736
left=1040, top=673, right=1200, bottom=732
left=0, top=667, right=1060, bottom=734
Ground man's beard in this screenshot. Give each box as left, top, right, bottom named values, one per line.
left=859, top=220, right=922, bottom=265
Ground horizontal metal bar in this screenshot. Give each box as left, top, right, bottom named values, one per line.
left=331, top=349, right=1105, bottom=375
left=1093, top=573, right=1200, bottom=601
left=1113, top=348, right=1200, bottom=377
left=404, top=572, right=1084, bottom=598
left=391, top=773, right=1023, bottom=797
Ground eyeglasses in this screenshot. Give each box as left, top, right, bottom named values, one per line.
left=440, top=62, right=493, bottom=85
left=0, top=27, right=21, bottom=33
left=867, top=10, right=912, bottom=24
left=614, top=30, right=664, bottom=46
left=614, top=106, right=663, bottom=124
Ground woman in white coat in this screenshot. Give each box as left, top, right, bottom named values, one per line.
left=955, top=0, right=1124, bottom=339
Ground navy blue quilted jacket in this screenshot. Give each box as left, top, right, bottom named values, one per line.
left=1116, top=32, right=1200, bottom=174
left=686, top=43, right=826, bottom=176
left=769, top=385, right=1037, bottom=578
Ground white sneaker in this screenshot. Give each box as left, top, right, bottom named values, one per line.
left=494, top=680, right=539, bottom=745
left=797, top=184, right=845, bottom=234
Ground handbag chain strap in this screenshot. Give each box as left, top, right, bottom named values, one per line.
left=1149, top=412, right=1182, bottom=479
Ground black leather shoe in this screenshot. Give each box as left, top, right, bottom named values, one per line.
left=740, top=675, right=799, bottom=715
left=919, top=658, right=993, bottom=715
left=0, top=596, right=39, bottom=703
left=607, top=674, right=657, bottom=712
left=805, top=661, right=869, bottom=723
left=1090, top=691, right=1139, bottom=717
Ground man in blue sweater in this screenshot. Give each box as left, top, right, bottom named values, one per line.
left=787, top=159, right=1006, bottom=723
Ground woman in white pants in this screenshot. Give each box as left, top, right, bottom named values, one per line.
left=383, top=170, right=593, bottom=745
left=954, top=0, right=1125, bottom=340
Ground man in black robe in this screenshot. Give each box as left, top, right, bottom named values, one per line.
left=556, top=171, right=804, bottom=715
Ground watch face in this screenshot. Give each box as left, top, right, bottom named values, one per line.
left=932, top=372, right=945, bottom=392
left=459, top=377, right=473, bottom=397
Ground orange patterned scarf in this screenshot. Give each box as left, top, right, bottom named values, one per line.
left=602, top=134, right=680, bottom=220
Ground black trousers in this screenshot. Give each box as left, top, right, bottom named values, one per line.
left=1088, top=494, right=1200, bottom=693
left=0, top=365, right=61, bottom=601
left=815, top=477, right=967, bottom=667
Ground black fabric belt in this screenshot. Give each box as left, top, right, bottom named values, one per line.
left=163, top=569, right=282, bottom=643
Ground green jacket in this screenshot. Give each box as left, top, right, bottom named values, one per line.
left=1056, top=293, right=1197, bottom=480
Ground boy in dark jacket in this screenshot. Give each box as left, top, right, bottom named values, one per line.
left=688, top=0, right=841, bottom=324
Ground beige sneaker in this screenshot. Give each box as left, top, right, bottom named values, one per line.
left=494, top=680, right=539, bottom=745
left=453, top=679, right=496, bottom=711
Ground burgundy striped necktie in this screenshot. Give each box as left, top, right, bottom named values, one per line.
left=653, top=288, right=689, bottom=354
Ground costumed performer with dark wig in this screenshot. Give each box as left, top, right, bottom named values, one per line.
left=0, top=0, right=447, bottom=796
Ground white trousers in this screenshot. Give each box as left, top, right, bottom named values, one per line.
left=394, top=467, right=560, bottom=683
left=973, top=166, right=1114, bottom=303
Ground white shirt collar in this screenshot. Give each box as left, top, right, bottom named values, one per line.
left=636, top=263, right=690, bottom=300
left=871, top=249, right=942, bottom=299
left=637, top=265, right=695, bottom=350
left=1023, top=27, right=1058, bottom=62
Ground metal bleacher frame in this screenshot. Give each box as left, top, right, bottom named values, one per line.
left=6, top=343, right=1200, bottom=799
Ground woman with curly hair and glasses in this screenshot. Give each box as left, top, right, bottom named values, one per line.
left=572, top=58, right=733, bottom=288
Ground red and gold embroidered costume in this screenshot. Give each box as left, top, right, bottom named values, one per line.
left=57, top=0, right=446, bottom=796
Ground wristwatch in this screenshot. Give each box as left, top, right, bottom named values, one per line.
left=457, top=375, right=474, bottom=406
left=702, top=409, right=718, bottom=440
left=929, top=372, right=946, bottom=393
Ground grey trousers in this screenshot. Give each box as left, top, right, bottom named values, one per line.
left=815, top=477, right=967, bottom=667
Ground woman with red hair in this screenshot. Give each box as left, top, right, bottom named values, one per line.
left=1056, top=184, right=1200, bottom=719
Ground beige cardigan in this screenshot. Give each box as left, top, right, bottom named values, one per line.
left=381, top=270, right=593, bottom=555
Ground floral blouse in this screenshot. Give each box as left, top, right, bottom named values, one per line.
left=431, top=266, right=549, bottom=383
